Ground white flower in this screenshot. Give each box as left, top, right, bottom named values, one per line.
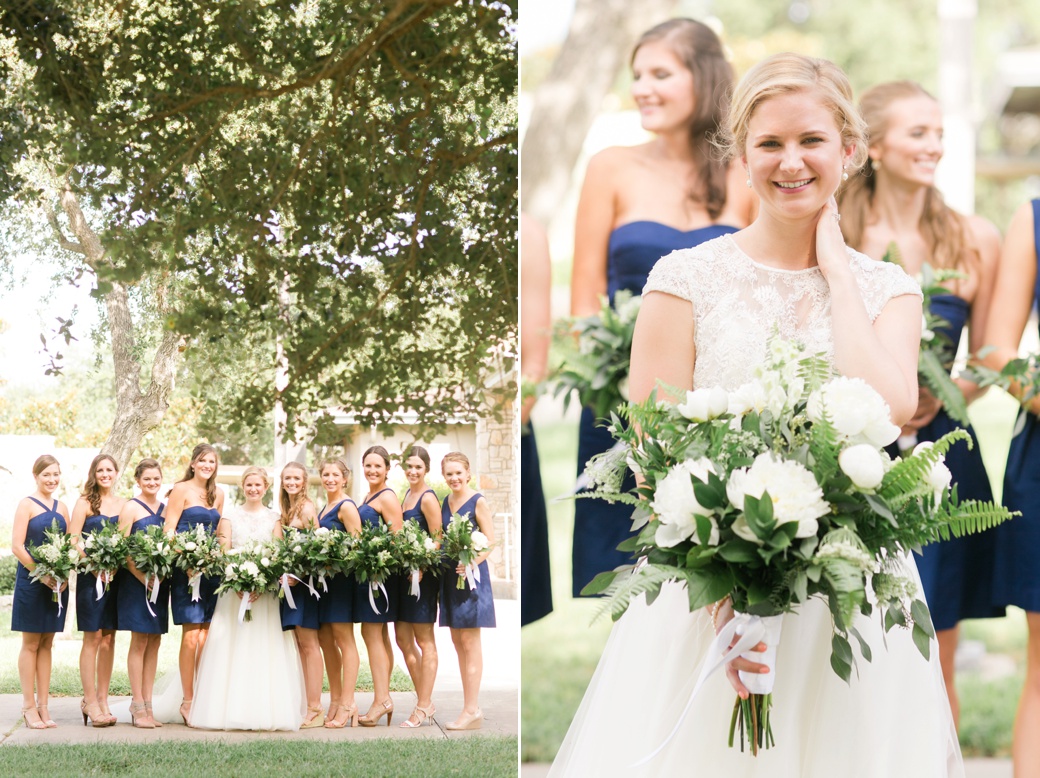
left=471, top=531, right=489, bottom=551
left=616, top=292, right=642, bottom=323
left=292, top=545, right=303, bottom=554
left=807, top=377, right=900, bottom=447
left=913, top=443, right=952, bottom=501
left=677, top=386, right=729, bottom=422
left=650, top=458, right=719, bottom=547
left=241, top=561, right=260, bottom=576
left=314, top=527, right=330, bottom=536
left=921, top=314, right=935, bottom=343
left=184, top=541, right=197, bottom=552
left=839, top=444, right=886, bottom=490
left=225, top=564, right=237, bottom=576
left=84, top=535, right=95, bottom=548
left=261, top=557, right=271, bottom=567
left=815, top=539, right=874, bottom=571
left=67, top=548, right=79, bottom=562
left=424, top=538, right=437, bottom=551
left=378, top=550, right=392, bottom=564
left=726, top=453, right=829, bottom=542
left=729, top=378, right=790, bottom=419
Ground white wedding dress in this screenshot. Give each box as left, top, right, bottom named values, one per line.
left=549, top=235, right=963, bottom=777
left=187, top=505, right=305, bottom=730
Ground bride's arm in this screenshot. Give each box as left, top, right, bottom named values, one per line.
left=629, top=291, right=695, bottom=403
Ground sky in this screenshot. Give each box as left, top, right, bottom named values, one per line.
left=520, top=0, right=573, bottom=57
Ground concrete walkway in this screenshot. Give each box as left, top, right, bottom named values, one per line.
left=520, top=759, right=1012, bottom=776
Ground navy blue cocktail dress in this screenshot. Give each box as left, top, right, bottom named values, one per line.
left=439, top=493, right=496, bottom=629
left=521, top=426, right=552, bottom=625
left=572, top=221, right=739, bottom=596
left=76, top=512, right=120, bottom=632
left=115, top=500, right=170, bottom=634
left=317, top=499, right=356, bottom=625
left=994, top=198, right=1040, bottom=613
left=12, top=497, right=70, bottom=633
left=170, top=504, right=220, bottom=625
left=396, top=489, right=439, bottom=624
left=353, top=489, right=398, bottom=622
left=886, top=294, right=1004, bottom=630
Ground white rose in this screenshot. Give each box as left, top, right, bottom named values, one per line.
left=184, top=541, right=197, bottom=552
left=67, top=548, right=79, bottom=561
left=839, top=444, right=886, bottom=490
left=471, top=531, right=489, bottom=551
left=807, top=377, right=900, bottom=447
left=315, top=527, right=330, bottom=536
left=677, top=386, right=729, bottom=422
left=242, top=561, right=259, bottom=576
left=726, top=453, right=829, bottom=542
left=292, top=545, right=303, bottom=554
left=650, top=458, right=718, bottom=547
left=261, top=557, right=271, bottom=567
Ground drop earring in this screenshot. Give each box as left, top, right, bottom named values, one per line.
left=745, top=169, right=751, bottom=188
left=870, top=159, right=881, bottom=172
left=842, top=164, right=849, bottom=182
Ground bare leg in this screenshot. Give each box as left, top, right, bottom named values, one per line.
left=451, top=628, right=482, bottom=716
left=97, top=630, right=116, bottom=715
left=295, top=627, right=324, bottom=724
left=360, top=622, right=392, bottom=722
left=382, top=622, right=394, bottom=689
left=318, top=623, right=343, bottom=712
left=178, top=624, right=203, bottom=703
left=127, top=632, right=149, bottom=704
left=18, top=632, right=43, bottom=710
left=142, top=635, right=162, bottom=702
left=936, top=627, right=959, bottom=730
left=1013, top=611, right=1040, bottom=778
left=34, top=633, right=55, bottom=714
left=395, top=623, right=422, bottom=692
left=334, top=623, right=360, bottom=709
left=412, top=623, right=438, bottom=711
left=79, top=630, right=101, bottom=705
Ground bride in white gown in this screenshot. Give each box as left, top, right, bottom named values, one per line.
left=549, top=54, right=963, bottom=777
left=187, top=466, right=304, bottom=730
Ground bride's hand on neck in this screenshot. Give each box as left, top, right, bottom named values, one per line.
left=814, top=196, right=853, bottom=283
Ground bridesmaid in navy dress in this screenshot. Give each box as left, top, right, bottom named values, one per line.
left=355, top=445, right=404, bottom=727
left=982, top=199, right=1040, bottom=775
left=69, top=453, right=125, bottom=727
left=277, top=462, right=326, bottom=729
left=12, top=454, right=71, bottom=730
left=837, top=81, right=1002, bottom=727
left=315, top=458, right=362, bottom=728
left=115, top=458, right=170, bottom=728
left=568, top=18, right=754, bottom=596
left=394, top=445, right=443, bottom=728
left=163, top=443, right=224, bottom=726
left=439, top=452, right=496, bottom=731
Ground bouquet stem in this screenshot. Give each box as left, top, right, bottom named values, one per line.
left=730, top=693, right=773, bottom=755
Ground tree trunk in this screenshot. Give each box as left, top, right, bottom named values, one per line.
left=47, top=179, right=182, bottom=471
left=520, top=0, right=678, bottom=228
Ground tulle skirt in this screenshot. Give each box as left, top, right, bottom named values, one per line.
left=549, top=577, right=962, bottom=777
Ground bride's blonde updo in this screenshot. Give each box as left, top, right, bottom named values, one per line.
left=718, top=52, right=867, bottom=169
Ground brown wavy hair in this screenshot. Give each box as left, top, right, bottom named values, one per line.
left=319, top=458, right=352, bottom=493
left=633, top=18, right=733, bottom=220
left=838, top=81, right=975, bottom=276
left=32, top=454, right=60, bottom=478
left=81, top=453, right=120, bottom=516
left=179, top=443, right=219, bottom=507
left=279, top=461, right=314, bottom=527
left=134, top=458, right=162, bottom=480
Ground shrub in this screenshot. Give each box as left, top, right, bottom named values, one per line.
left=0, top=554, right=17, bottom=595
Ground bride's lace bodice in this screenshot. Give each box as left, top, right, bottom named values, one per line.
left=644, top=234, right=921, bottom=390
left=224, top=506, right=280, bottom=549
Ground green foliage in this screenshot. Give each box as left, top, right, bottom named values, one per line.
left=0, top=554, right=16, bottom=594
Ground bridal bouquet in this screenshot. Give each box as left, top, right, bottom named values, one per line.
left=78, top=522, right=128, bottom=600
left=550, top=290, right=641, bottom=420
left=394, top=519, right=442, bottom=599
left=126, top=524, right=177, bottom=617
left=171, top=523, right=224, bottom=603
left=441, top=514, right=490, bottom=591
left=216, top=541, right=278, bottom=622
left=346, top=522, right=396, bottom=614
left=26, top=519, right=76, bottom=612
left=581, top=337, right=1014, bottom=756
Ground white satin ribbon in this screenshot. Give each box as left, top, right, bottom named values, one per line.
left=409, top=569, right=421, bottom=599
left=144, top=574, right=161, bottom=618
left=306, top=574, right=322, bottom=599
left=368, top=581, right=388, bottom=614
left=317, top=573, right=328, bottom=594
left=281, top=574, right=297, bottom=610
left=238, top=593, right=252, bottom=623
left=189, top=571, right=202, bottom=602
left=464, top=561, right=480, bottom=591
left=95, top=571, right=105, bottom=601
left=54, top=581, right=64, bottom=617
left=633, top=611, right=774, bottom=767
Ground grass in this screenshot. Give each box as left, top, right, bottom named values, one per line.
left=0, top=739, right=520, bottom=776
left=521, top=389, right=1028, bottom=762
left=0, top=609, right=413, bottom=697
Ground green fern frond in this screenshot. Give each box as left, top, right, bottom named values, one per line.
left=590, top=564, right=685, bottom=622
left=934, top=501, right=1018, bottom=541
left=918, top=349, right=970, bottom=425
left=879, top=430, right=970, bottom=500
left=573, top=489, right=642, bottom=507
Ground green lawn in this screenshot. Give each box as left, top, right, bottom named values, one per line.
left=0, top=739, right=519, bottom=777
left=522, top=388, right=1028, bottom=762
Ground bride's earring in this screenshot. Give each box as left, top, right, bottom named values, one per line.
left=745, top=169, right=752, bottom=188
left=842, top=164, right=849, bottom=182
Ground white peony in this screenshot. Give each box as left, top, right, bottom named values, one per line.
left=184, top=541, right=197, bottom=552
left=261, top=557, right=271, bottom=567
left=67, top=548, right=79, bottom=562
left=677, top=386, right=729, bottom=422
left=807, top=377, right=900, bottom=447
left=838, top=444, right=886, bottom=490
left=471, top=530, right=489, bottom=551
left=241, top=561, right=259, bottom=576
left=424, top=537, right=437, bottom=551
left=650, top=458, right=719, bottom=547
left=314, top=527, right=330, bottom=536
left=726, top=453, right=829, bottom=543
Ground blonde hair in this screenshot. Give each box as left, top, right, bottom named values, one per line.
left=240, top=466, right=270, bottom=491
left=837, top=80, right=974, bottom=275
left=32, top=454, right=60, bottom=478
left=441, top=451, right=471, bottom=473
left=720, top=53, right=867, bottom=170
left=278, top=461, right=312, bottom=526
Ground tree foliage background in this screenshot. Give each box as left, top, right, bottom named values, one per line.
left=0, top=0, right=517, bottom=464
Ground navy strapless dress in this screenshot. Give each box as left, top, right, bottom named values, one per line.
left=572, top=221, right=739, bottom=596
left=317, top=499, right=356, bottom=625
left=115, top=500, right=170, bottom=635
left=439, top=493, right=496, bottom=629
left=521, top=426, right=552, bottom=625
left=76, top=513, right=120, bottom=632
left=994, top=199, right=1040, bottom=612
left=170, top=504, right=220, bottom=625
left=353, top=488, right=398, bottom=623
left=886, top=294, right=1004, bottom=630
left=12, top=498, right=70, bottom=633
left=396, top=489, right=440, bottom=624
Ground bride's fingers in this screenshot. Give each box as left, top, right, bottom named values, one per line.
left=725, top=665, right=751, bottom=699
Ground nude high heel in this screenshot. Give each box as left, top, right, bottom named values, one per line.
left=445, top=708, right=483, bottom=731
left=358, top=698, right=393, bottom=727
left=145, top=701, right=162, bottom=727
left=130, top=701, right=154, bottom=729
left=21, top=705, right=45, bottom=730
left=37, top=703, right=57, bottom=728
left=324, top=701, right=359, bottom=729
left=81, top=698, right=114, bottom=728
left=400, top=703, right=436, bottom=728
left=179, top=699, right=192, bottom=728
left=300, top=705, right=326, bottom=729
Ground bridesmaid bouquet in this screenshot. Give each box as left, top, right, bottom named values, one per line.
left=126, top=524, right=177, bottom=617
left=171, top=523, right=224, bottom=603
left=26, top=519, right=77, bottom=612
left=394, top=519, right=442, bottom=599
left=346, top=522, right=396, bottom=613
left=581, top=336, right=1015, bottom=756
left=550, top=290, right=641, bottom=420
left=216, top=541, right=278, bottom=622
left=291, top=526, right=344, bottom=595
left=440, top=514, right=490, bottom=591
left=78, top=522, right=128, bottom=600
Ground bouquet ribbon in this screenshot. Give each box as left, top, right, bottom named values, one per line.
left=368, top=580, right=388, bottom=614
left=409, top=569, right=421, bottom=599
left=189, top=571, right=203, bottom=602
left=633, top=611, right=777, bottom=766
left=238, top=593, right=252, bottom=623
left=95, top=570, right=105, bottom=602
left=280, top=574, right=297, bottom=610
left=54, top=581, right=64, bottom=617
left=306, top=574, right=322, bottom=599
left=464, top=561, right=480, bottom=591
left=144, top=574, right=161, bottom=617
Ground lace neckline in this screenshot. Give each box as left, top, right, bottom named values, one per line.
left=725, top=234, right=820, bottom=276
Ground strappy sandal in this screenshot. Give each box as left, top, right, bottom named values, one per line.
left=21, top=705, right=45, bottom=730
left=325, top=701, right=359, bottom=728
left=300, top=705, right=325, bottom=729
left=399, top=703, right=436, bottom=728
left=130, top=701, right=154, bottom=729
